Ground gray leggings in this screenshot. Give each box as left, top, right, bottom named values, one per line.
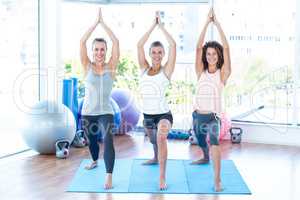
left=192, top=111, right=220, bottom=159
left=81, top=114, right=115, bottom=173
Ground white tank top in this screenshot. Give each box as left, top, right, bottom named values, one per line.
left=139, top=68, right=170, bottom=114
left=193, top=69, right=224, bottom=116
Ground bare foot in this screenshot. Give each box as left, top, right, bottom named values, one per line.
left=104, top=173, right=113, bottom=190
left=190, top=158, right=209, bottom=165
left=85, top=161, right=97, bottom=170
left=214, top=181, right=223, bottom=192
left=159, top=178, right=167, bottom=190
left=142, top=158, right=158, bottom=165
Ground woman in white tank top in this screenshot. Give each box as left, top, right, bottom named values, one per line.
left=137, top=11, right=176, bottom=190
left=192, top=8, right=231, bottom=192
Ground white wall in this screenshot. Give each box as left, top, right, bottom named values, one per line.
left=231, top=122, right=300, bottom=146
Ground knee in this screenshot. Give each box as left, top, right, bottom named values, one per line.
left=157, top=120, right=171, bottom=141
left=209, top=134, right=220, bottom=146
left=208, top=122, right=220, bottom=146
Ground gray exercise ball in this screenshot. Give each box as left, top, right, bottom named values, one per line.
left=21, top=101, right=76, bottom=154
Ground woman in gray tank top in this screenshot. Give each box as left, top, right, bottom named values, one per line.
left=79, top=8, right=119, bottom=190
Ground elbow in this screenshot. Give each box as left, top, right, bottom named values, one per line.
left=169, top=42, right=176, bottom=48
left=114, top=39, right=119, bottom=45
left=171, top=39, right=176, bottom=47
left=196, top=47, right=203, bottom=55
left=137, top=42, right=144, bottom=48
left=196, top=46, right=202, bottom=51
left=80, top=39, right=86, bottom=47
left=223, top=45, right=230, bottom=50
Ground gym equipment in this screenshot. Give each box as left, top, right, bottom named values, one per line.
left=62, top=79, right=73, bottom=110
left=62, top=78, right=79, bottom=129
left=71, top=77, right=79, bottom=128
left=55, top=139, right=70, bottom=159
left=111, top=89, right=140, bottom=134
left=230, top=127, right=243, bottom=144
left=72, top=130, right=87, bottom=147
left=167, top=130, right=190, bottom=140
left=77, top=98, right=84, bottom=131
left=110, top=98, right=122, bottom=134
left=219, top=112, right=231, bottom=140
left=21, top=101, right=76, bottom=154
left=188, top=129, right=198, bottom=145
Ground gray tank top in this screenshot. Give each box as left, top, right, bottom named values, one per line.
left=81, top=65, right=114, bottom=115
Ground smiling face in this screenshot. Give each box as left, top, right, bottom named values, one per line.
left=149, top=46, right=165, bottom=67
left=92, top=41, right=107, bottom=64
left=202, top=41, right=224, bottom=71
left=206, top=47, right=218, bottom=67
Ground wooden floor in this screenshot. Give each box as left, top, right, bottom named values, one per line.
left=0, top=133, right=300, bottom=200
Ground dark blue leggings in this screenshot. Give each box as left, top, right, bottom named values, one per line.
left=81, top=114, right=115, bottom=173
left=192, top=111, right=220, bottom=159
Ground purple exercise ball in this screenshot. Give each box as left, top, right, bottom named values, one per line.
left=111, top=89, right=140, bottom=134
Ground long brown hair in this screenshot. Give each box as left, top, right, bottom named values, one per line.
left=202, top=41, right=224, bottom=70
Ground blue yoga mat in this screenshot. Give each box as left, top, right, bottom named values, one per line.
left=183, top=160, right=251, bottom=194
left=129, top=159, right=189, bottom=193
left=67, top=159, right=251, bottom=194
left=68, top=159, right=132, bottom=193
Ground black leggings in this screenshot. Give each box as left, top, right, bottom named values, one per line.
left=81, top=114, right=115, bottom=173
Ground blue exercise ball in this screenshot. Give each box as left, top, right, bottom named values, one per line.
left=21, top=101, right=76, bottom=154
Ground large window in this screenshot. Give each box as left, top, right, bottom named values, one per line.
left=62, top=2, right=209, bottom=129
left=62, top=0, right=298, bottom=130
left=215, top=0, right=297, bottom=125
left=0, top=0, right=39, bottom=157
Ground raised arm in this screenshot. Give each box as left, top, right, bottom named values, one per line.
left=195, top=8, right=213, bottom=79
left=80, top=19, right=99, bottom=74
left=212, top=11, right=231, bottom=85
left=137, top=15, right=157, bottom=71
left=99, top=9, right=120, bottom=77
left=158, top=14, right=176, bottom=80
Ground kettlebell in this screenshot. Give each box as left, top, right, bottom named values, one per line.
left=55, top=140, right=70, bottom=159
left=188, top=129, right=198, bottom=145
left=230, top=127, right=243, bottom=144
left=72, top=130, right=87, bottom=148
